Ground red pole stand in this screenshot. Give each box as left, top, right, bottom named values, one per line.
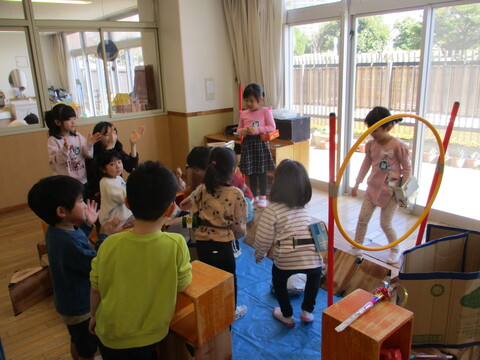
left=327, top=112, right=336, bottom=306
left=238, top=84, right=243, bottom=113
left=415, top=101, right=460, bottom=246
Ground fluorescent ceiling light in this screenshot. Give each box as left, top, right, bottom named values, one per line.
left=6, top=0, right=92, bottom=4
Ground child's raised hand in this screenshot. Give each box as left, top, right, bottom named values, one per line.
left=130, top=125, right=145, bottom=145
left=87, top=132, right=102, bottom=146
left=84, top=199, right=99, bottom=226
left=99, top=217, right=122, bottom=235
left=63, top=136, right=69, bottom=149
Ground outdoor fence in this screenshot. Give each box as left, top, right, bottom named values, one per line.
left=293, top=50, right=480, bottom=148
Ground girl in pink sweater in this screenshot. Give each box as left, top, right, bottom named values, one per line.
left=238, top=83, right=276, bottom=208
left=351, top=106, right=412, bottom=264
left=46, top=104, right=101, bottom=184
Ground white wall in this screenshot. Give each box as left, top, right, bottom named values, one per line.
left=159, top=0, right=234, bottom=113
left=178, top=0, right=234, bottom=112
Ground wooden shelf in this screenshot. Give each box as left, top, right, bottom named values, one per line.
left=204, top=133, right=310, bottom=170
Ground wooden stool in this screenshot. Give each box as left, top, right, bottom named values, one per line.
left=160, top=260, right=235, bottom=360
left=322, top=288, right=413, bottom=360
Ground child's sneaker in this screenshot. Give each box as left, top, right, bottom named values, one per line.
left=233, top=248, right=242, bottom=258
left=300, top=310, right=314, bottom=323
left=350, top=247, right=363, bottom=257
left=235, top=305, right=248, bottom=320
left=253, top=196, right=259, bottom=206
left=257, top=195, right=267, bottom=208
left=273, top=307, right=295, bottom=327
left=387, top=249, right=401, bottom=264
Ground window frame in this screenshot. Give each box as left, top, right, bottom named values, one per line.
left=0, top=0, right=164, bottom=136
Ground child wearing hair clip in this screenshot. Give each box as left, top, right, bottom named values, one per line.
left=190, top=147, right=249, bottom=320
left=46, top=103, right=101, bottom=184
left=238, top=83, right=276, bottom=208
left=351, top=106, right=412, bottom=264
left=254, top=159, right=324, bottom=327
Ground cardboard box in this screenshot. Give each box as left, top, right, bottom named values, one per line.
left=399, top=224, right=480, bottom=348
left=274, top=116, right=310, bottom=142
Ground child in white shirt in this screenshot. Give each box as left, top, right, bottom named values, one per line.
left=97, top=150, right=134, bottom=228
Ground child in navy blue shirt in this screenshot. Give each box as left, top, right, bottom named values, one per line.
left=28, top=175, right=119, bottom=360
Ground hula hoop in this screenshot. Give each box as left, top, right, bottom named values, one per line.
left=333, top=114, right=445, bottom=251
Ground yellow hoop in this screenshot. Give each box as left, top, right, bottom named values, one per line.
left=333, top=114, right=445, bottom=251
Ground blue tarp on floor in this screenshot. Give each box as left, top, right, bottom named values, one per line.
left=232, top=240, right=340, bottom=360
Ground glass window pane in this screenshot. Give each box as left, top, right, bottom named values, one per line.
left=32, top=0, right=154, bottom=22
left=290, top=21, right=340, bottom=182
left=40, top=30, right=108, bottom=118
left=0, top=30, right=40, bottom=130
left=286, top=0, right=339, bottom=11
left=421, top=4, right=480, bottom=221
left=0, top=0, right=24, bottom=19
left=350, top=11, right=423, bottom=191
left=106, top=30, right=160, bottom=115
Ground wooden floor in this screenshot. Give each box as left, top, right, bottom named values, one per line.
left=0, top=189, right=436, bottom=359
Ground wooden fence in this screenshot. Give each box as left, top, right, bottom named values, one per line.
left=293, top=50, right=480, bottom=146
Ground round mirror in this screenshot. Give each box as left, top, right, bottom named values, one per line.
left=8, top=69, right=27, bottom=98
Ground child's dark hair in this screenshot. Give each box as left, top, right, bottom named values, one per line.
left=28, top=175, right=84, bottom=226
left=96, top=149, right=122, bottom=173
left=243, top=83, right=265, bottom=101
left=92, top=121, right=124, bottom=154
left=270, top=159, right=312, bottom=208
left=365, top=106, right=402, bottom=129
left=186, top=146, right=211, bottom=170
left=204, top=147, right=236, bottom=195
left=126, top=161, right=177, bottom=221
left=45, top=104, right=77, bottom=139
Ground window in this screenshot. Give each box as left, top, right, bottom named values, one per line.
left=0, top=0, right=162, bottom=132
left=285, top=1, right=480, bottom=225
left=289, top=21, right=340, bottom=182
left=350, top=11, right=423, bottom=192
left=419, top=3, right=480, bottom=221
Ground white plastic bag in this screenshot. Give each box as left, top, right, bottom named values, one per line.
left=272, top=108, right=298, bottom=119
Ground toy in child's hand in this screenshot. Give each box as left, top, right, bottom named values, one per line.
left=335, top=286, right=391, bottom=332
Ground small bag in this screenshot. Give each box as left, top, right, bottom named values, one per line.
left=391, top=176, right=419, bottom=208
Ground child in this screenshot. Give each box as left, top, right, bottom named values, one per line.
left=238, top=83, right=276, bottom=208
left=180, top=146, right=254, bottom=257
left=46, top=103, right=102, bottom=185
left=97, top=149, right=134, bottom=229
left=85, top=121, right=144, bottom=201
left=190, top=147, right=248, bottom=319
left=27, top=175, right=119, bottom=360
left=89, top=161, right=192, bottom=359
left=254, top=159, right=324, bottom=327
left=351, top=106, right=412, bottom=264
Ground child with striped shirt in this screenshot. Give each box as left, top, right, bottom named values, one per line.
left=254, top=159, right=324, bottom=327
